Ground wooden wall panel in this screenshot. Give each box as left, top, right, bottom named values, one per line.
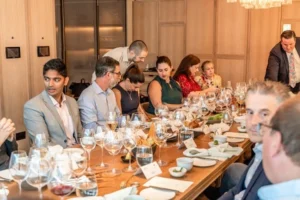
left=282, top=2, right=300, bottom=20
left=159, top=24, right=185, bottom=69
left=186, top=0, right=214, bottom=55
left=0, top=0, right=30, bottom=150
left=217, top=59, right=245, bottom=87
left=247, top=8, right=281, bottom=81
left=27, top=0, right=57, bottom=97
left=159, top=0, right=185, bottom=23
left=216, top=0, right=248, bottom=55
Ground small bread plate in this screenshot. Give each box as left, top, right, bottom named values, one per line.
left=193, top=158, right=217, bottom=167
left=140, top=187, right=176, bottom=200
left=227, top=137, right=244, bottom=143
left=63, top=148, right=84, bottom=155
left=169, top=167, right=187, bottom=178
left=237, top=126, right=247, bottom=133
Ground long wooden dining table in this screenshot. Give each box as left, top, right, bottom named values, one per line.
left=7, top=123, right=252, bottom=200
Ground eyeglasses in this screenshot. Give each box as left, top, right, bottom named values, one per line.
left=256, top=123, right=275, bottom=136
left=110, top=71, right=121, bottom=76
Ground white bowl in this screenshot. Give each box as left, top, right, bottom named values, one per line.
left=176, top=157, right=193, bottom=171
left=213, top=135, right=227, bottom=144
left=168, top=167, right=187, bottom=178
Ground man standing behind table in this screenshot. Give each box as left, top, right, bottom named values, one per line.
left=24, top=59, right=82, bottom=148
left=91, top=40, right=148, bottom=81
left=257, top=95, right=300, bottom=200
left=78, top=57, right=121, bottom=130
left=265, top=30, right=300, bottom=93
left=218, top=81, right=290, bottom=200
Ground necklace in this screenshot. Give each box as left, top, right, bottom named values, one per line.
left=126, top=90, right=132, bottom=101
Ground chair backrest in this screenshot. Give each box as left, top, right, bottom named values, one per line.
left=141, top=102, right=155, bottom=119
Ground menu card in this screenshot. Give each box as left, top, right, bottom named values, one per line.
left=141, top=161, right=162, bottom=179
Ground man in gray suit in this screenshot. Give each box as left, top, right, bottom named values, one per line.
left=24, top=59, right=82, bottom=148
left=265, top=30, right=300, bottom=93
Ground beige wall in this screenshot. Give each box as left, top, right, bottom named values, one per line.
left=132, top=0, right=300, bottom=87
left=0, top=0, right=56, bottom=151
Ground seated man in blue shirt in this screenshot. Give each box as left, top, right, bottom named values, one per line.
left=78, top=57, right=122, bottom=130
left=258, top=95, right=300, bottom=200
left=219, top=81, right=291, bottom=200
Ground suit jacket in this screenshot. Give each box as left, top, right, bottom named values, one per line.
left=24, top=90, right=82, bottom=148
left=218, top=158, right=271, bottom=200
left=265, top=37, right=300, bottom=92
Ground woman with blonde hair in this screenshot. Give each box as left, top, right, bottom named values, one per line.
left=195, top=60, right=222, bottom=89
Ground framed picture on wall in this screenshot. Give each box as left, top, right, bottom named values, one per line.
left=37, top=46, right=50, bottom=57
left=6, top=47, right=21, bottom=59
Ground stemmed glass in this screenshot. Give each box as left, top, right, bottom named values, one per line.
left=94, top=127, right=108, bottom=169
left=173, top=110, right=186, bottom=147
left=106, top=111, right=118, bottom=131
left=70, top=151, right=88, bottom=178
left=153, top=122, right=168, bottom=166
left=154, top=104, right=169, bottom=120
left=26, top=158, right=52, bottom=199
left=9, top=150, right=29, bottom=196
left=80, top=129, right=96, bottom=172
left=136, top=145, right=153, bottom=167
left=48, top=156, right=74, bottom=200
left=235, top=92, right=246, bottom=116
left=118, top=114, right=129, bottom=129
left=103, top=131, right=123, bottom=177
left=130, top=113, right=145, bottom=129
left=75, top=171, right=98, bottom=197
left=122, top=134, right=137, bottom=172
left=34, top=133, right=48, bottom=148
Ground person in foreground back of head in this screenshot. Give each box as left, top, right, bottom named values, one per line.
left=24, top=59, right=82, bottom=148
left=257, top=95, right=300, bottom=200
left=218, top=81, right=290, bottom=200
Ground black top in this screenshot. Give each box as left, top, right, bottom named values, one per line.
left=113, top=83, right=139, bottom=115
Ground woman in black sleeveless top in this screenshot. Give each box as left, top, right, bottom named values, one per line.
left=113, top=64, right=146, bottom=116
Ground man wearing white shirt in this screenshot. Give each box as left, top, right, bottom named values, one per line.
left=24, top=59, right=82, bottom=148
left=91, top=40, right=148, bottom=81
left=258, top=95, right=300, bottom=200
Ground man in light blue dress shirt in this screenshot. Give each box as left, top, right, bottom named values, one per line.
left=219, top=81, right=291, bottom=200
left=78, top=57, right=122, bottom=130
left=258, top=95, right=300, bottom=200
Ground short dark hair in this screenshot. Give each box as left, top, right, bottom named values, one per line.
left=270, top=95, right=300, bottom=166
left=95, top=56, right=120, bottom=78
left=173, top=54, right=200, bottom=81
left=281, top=30, right=296, bottom=40
left=156, top=56, right=172, bottom=68
left=201, top=60, right=213, bottom=72
left=123, top=64, right=145, bottom=84
left=43, top=59, right=67, bottom=77
left=129, top=40, right=148, bottom=55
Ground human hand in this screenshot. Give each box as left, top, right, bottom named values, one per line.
left=0, top=118, right=16, bottom=142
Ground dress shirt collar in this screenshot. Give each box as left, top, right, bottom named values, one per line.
left=49, top=94, right=66, bottom=107
left=122, top=47, right=129, bottom=62
left=253, top=143, right=263, bottom=160
left=258, top=179, right=300, bottom=199
left=92, top=81, right=111, bottom=95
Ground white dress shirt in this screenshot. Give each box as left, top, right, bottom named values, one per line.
left=49, top=94, right=75, bottom=147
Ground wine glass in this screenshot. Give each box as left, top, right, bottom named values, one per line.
left=80, top=129, right=96, bottom=172
left=9, top=150, right=29, bottom=196
left=103, top=131, right=123, bottom=177
left=26, top=158, right=52, bottom=199
left=182, top=97, right=191, bottom=108
left=106, top=111, right=118, bottom=131
left=136, top=145, right=153, bottom=167
left=48, top=156, right=74, bottom=200
left=34, top=133, right=48, bottom=148
left=118, top=114, right=129, bottom=128
left=130, top=113, right=145, bottom=129
left=154, top=104, right=169, bottom=120
left=179, top=129, right=194, bottom=144
left=94, top=127, right=108, bottom=169
left=173, top=110, right=186, bottom=147
left=122, top=134, right=137, bottom=173
left=75, top=171, right=98, bottom=197
left=153, top=122, right=168, bottom=166
left=235, top=92, right=246, bottom=116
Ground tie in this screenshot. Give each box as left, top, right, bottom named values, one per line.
left=289, top=53, right=297, bottom=88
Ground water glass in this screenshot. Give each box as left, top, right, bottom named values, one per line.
left=180, top=129, right=194, bottom=143
left=76, top=171, right=98, bottom=197
left=136, top=145, right=153, bottom=167
left=34, top=133, right=48, bottom=148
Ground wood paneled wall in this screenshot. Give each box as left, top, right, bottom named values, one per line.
left=0, top=0, right=56, bottom=150
left=133, top=0, right=300, bottom=87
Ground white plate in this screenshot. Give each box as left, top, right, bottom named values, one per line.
left=68, top=197, right=104, bottom=200
left=63, top=148, right=84, bottom=155
left=140, top=188, right=175, bottom=200
left=224, top=132, right=249, bottom=139
left=237, top=126, right=247, bottom=133
left=227, top=138, right=244, bottom=143
left=193, top=158, right=217, bottom=167
left=209, top=123, right=230, bottom=133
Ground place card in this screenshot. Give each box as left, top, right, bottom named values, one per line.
left=183, top=138, right=197, bottom=148
left=141, top=161, right=162, bottom=180
left=135, top=129, right=148, bottom=139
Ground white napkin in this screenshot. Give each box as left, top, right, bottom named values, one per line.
left=48, top=145, right=63, bottom=157
left=209, top=123, right=230, bottom=133
left=104, top=187, right=137, bottom=200
left=0, top=169, right=12, bottom=180
left=224, top=132, right=249, bottom=139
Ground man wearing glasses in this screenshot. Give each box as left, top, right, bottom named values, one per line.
left=91, top=40, right=148, bottom=82
left=78, top=57, right=121, bottom=130
left=257, top=95, right=300, bottom=199
left=219, top=81, right=291, bottom=200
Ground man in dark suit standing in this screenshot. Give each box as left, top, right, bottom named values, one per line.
left=265, top=30, right=300, bottom=93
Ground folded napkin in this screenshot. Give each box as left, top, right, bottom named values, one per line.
left=0, top=169, right=12, bottom=181
left=48, top=145, right=63, bottom=157
left=224, top=132, right=249, bottom=139
left=104, top=187, right=137, bottom=200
